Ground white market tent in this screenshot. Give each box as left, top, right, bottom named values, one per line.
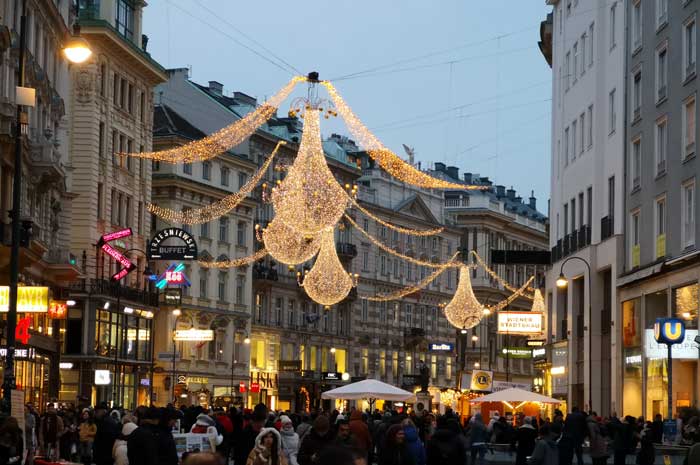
left=321, top=379, right=415, bottom=402
left=469, top=388, right=561, bottom=405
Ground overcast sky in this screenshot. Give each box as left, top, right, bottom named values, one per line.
left=143, top=1, right=552, bottom=208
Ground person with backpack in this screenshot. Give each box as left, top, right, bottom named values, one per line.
left=528, top=423, right=560, bottom=465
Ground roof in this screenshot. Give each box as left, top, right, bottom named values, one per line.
left=153, top=105, right=206, bottom=141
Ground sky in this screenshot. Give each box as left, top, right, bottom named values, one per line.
left=143, top=0, right=553, bottom=208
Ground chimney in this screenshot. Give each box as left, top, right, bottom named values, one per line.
left=515, top=196, right=522, bottom=203
left=506, top=186, right=516, bottom=199
left=208, top=81, right=224, bottom=96
left=233, top=91, right=258, bottom=106
left=529, top=190, right=537, bottom=209
left=434, top=162, right=446, bottom=173
left=463, top=172, right=473, bottom=184
left=480, top=177, right=492, bottom=186
left=446, top=165, right=459, bottom=180
left=496, top=185, right=506, bottom=197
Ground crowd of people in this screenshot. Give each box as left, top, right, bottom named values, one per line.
left=0, top=402, right=699, bottom=465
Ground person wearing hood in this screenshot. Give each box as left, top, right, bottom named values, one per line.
left=112, top=422, right=138, bottom=465
left=468, top=413, right=488, bottom=465
left=298, top=416, right=336, bottom=465
left=247, top=428, right=288, bottom=465
left=528, top=424, right=560, bottom=465
left=425, top=418, right=464, bottom=465
left=279, top=416, right=300, bottom=465
left=401, top=421, right=425, bottom=465
left=237, top=404, right=269, bottom=465
left=587, top=415, right=608, bottom=465
left=191, top=414, right=224, bottom=452
left=348, top=410, right=372, bottom=460
left=379, top=424, right=415, bottom=465
left=514, top=417, right=538, bottom=465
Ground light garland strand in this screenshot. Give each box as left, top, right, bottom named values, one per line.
left=343, top=214, right=459, bottom=269
left=443, top=265, right=485, bottom=330
left=486, top=276, right=535, bottom=313
left=530, top=288, right=545, bottom=313
left=272, top=107, right=348, bottom=234
left=148, top=141, right=285, bottom=224
left=123, top=77, right=303, bottom=163
left=262, top=216, right=321, bottom=265
left=360, top=256, right=457, bottom=302
left=198, top=248, right=268, bottom=269
left=347, top=195, right=444, bottom=236
left=323, top=81, right=487, bottom=191
left=470, top=250, right=535, bottom=300
left=301, top=228, right=355, bottom=306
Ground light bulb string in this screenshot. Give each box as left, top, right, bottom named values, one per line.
left=148, top=141, right=285, bottom=225
left=347, top=194, right=444, bottom=236
left=469, top=250, right=536, bottom=299
left=198, top=248, right=269, bottom=268
left=485, top=275, right=535, bottom=312
left=343, top=214, right=460, bottom=269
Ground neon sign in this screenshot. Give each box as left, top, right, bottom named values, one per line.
left=99, top=229, right=136, bottom=281
left=155, top=263, right=190, bottom=289
left=99, top=228, right=132, bottom=244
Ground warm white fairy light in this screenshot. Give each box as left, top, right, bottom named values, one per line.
left=323, top=81, right=487, bottom=191
left=470, top=251, right=535, bottom=300
left=361, top=253, right=459, bottom=302
left=344, top=214, right=459, bottom=269
left=443, top=265, right=484, bottom=330
left=347, top=195, right=444, bottom=236
left=485, top=276, right=536, bottom=313
left=262, top=217, right=321, bottom=265
left=301, top=228, right=355, bottom=306
left=530, top=288, right=545, bottom=313
left=148, top=141, right=285, bottom=224
left=123, top=77, right=303, bottom=163
left=198, top=248, right=268, bottom=269
left=272, top=107, right=348, bottom=234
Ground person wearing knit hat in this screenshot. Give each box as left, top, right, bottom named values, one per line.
left=190, top=414, right=223, bottom=452
left=112, top=422, right=138, bottom=465
left=298, top=416, right=335, bottom=465
left=278, top=416, right=299, bottom=465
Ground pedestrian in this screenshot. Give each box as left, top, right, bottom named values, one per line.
left=94, top=402, right=120, bottom=465
left=611, top=416, right=638, bottom=465
left=401, top=421, right=425, bottom=465
left=191, top=413, right=224, bottom=452
left=564, top=407, right=587, bottom=465
left=348, top=411, right=372, bottom=460
left=334, top=419, right=357, bottom=450
left=246, top=428, right=288, bottom=465
left=279, top=416, right=300, bottom=465
left=296, top=415, right=313, bottom=445
left=587, top=415, right=608, bottom=465
left=468, top=413, right=488, bottom=465
left=527, top=423, right=559, bottom=465
left=24, top=405, right=36, bottom=465
left=113, top=422, right=138, bottom=465
left=0, top=416, right=24, bottom=465
left=514, top=416, right=538, bottom=465
left=236, top=404, right=268, bottom=465
left=378, top=425, right=415, bottom=465
left=214, top=409, right=234, bottom=461
left=686, top=441, right=700, bottom=465
left=425, top=418, right=463, bottom=465
left=298, top=415, right=336, bottom=465
left=651, top=414, right=663, bottom=444
left=637, top=422, right=654, bottom=465
left=127, top=407, right=178, bottom=465
left=78, top=409, right=97, bottom=465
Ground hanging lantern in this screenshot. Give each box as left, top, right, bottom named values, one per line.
left=444, top=265, right=483, bottom=330
left=263, top=217, right=321, bottom=265
left=302, top=228, right=354, bottom=306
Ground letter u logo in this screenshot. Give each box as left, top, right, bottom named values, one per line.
left=654, top=323, right=661, bottom=341
left=664, top=322, right=683, bottom=341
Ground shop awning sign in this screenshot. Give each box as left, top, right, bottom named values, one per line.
left=98, top=229, right=135, bottom=281
left=0, top=286, right=49, bottom=313
left=278, top=360, right=302, bottom=372
left=173, top=329, right=214, bottom=341
left=497, top=311, right=543, bottom=335
left=148, top=228, right=198, bottom=260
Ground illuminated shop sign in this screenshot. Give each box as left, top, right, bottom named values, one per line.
left=500, top=347, right=532, bottom=358
left=48, top=301, right=67, bottom=319
left=497, top=311, right=543, bottom=334
left=654, top=318, right=686, bottom=344
left=154, top=263, right=190, bottom=289
left=148, top=228, right=198, bottom=260
left=99, top=229, right=135, bottom=281
left=429, top=343, right=454, bottom=352
left=645, top=329, right=698, bottom=360
left=173, top=329, right=214, bottom=341
left=0, top=287, right=49, bottom=313
left=98, top=228, right=132, bottom=244
left=0, top=347, right=35, bottom=358
left=94, top=370, right=111, bottom=385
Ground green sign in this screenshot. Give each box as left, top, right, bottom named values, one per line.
left=499, top=347, right=532, bottom=359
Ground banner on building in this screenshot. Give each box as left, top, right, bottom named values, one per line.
left=0, top=287, right=49, bottom=313
left=497, top=311, right=543, bottom=335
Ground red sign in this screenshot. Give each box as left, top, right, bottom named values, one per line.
left=111, top=267, right=132, bottom=282
left=165, top=271, right=185, bottom=284
left=16, top=317, right=31, bottom=345
left=239, top=382, right=247, bottom=393
left=250, top=382, right=260, bottom=393
left=101, top=243, right=133, bottom=268
left=100, top=229, right=136, bottom=282
left=48, top=301, right=67, bottom=319
left=100, top=228, right=132, bottom=244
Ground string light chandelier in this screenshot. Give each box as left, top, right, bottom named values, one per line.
left=323, top=81, right=487, bottom=191
left=470, top=251, right=535, bottom=299
left=300, top=228, right=357, bottom=306
left=260, top=217, right=321, bottom=265
left=344, top=214, right=458, bottom=269
left=361, top=252, right=459, bottom=302
left=122, top=77, right=303, bottom=163
left=486, top=276, right=535, bottom=313
left=148, top=141, right=285, bottom=224
left=443, top=265, right=484, bottom=330
left=347, top=194, right=443, bottom=236
left=272, top=106, right=348, bottom=234
left=530, top=288, right=545, bottom=313
left=198, top=248, right=269, bottom=269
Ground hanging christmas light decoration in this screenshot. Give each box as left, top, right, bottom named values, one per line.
left=485, top=276, right=535, bottom=313
left=323, top=81, right=487, bottom=191
left=198, top=248, right=268, bottom=269
left=347, top=194, right=443, bottom=236
left=444, top=265, right=484, bottom=330
left=122, top=77, right=303, bottom=163
left=272, top=106, right=347, bottom=234
left=148, top=141, right=285, bottom=224
left=301, top=228, right=356, bottom=306
left=361, top=252, right=459, bottom=302
left=530, top=288, right=545, bottom=313
left=470, top=250, right=535, bottom=299
left=261, top=217, right=322, bottom=265
left=344, top=214, right=458, bottom=269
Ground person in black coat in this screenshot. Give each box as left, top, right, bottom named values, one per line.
left=0, top=416, right=24, bottom=465
left=425, top=418, right=466, bottom=465
left=513, top=417, right=538, bottom=465
left=234, top=405, right=267, bottom=465
left=93, top=403, right=119, bottom=465
left=298, top=416, right=337, bottom=465
left=127, top=408, right=178, bottom=465
left=651, top=414, right=664, bottom=444
left=379, top=425, right=415, bottom=465
left=564, top=407, right=588, bottom=465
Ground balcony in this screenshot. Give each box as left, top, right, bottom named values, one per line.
left=569, top=231, right=578, bottom=253
left=69, top=278, right=159, bottom=306
left=336, top=242, right=357, bottom=259
left=577, top=225, right=591, bottom=248
left=601, top=216, right=613, bottom=241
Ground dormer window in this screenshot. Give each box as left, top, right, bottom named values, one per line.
left=116, top=0, right=135, bottom=41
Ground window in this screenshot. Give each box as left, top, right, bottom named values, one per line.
left=116, top=0, right=134, bottom=40
left=380, top=255, right=386, bottom=274
left=406, top=304, right=413, bottom=327
left=564, top=127, right=570, bottom=165
left=579, top=113, right=585, bottom=154
left=588, top=22, right=594, bottom=67
left=203, top=162, right=211, bottom=180
left=587, top=105, right=593, bottom=148
left=632, top=1, right=642, bottom=50
left=362, top=219, right=369, bottom=232
left=238, top=172, right=247, bottom=189
left=657, top=46, right=668, bottom=101
left=199, top=273, right=208, bottom=298
left=110, top=189, right=117, bottom=224
left=631, top=138, right=642, bottom=190
left=571, top=197, right=577, bottom=231
left=236, top=276, right=244, bottom=304
left=379, top=302, right=386, bottom=323
left=571, top=120, right=578, bottom=159
left=140, top=91, right=145, bottom=121
left=685, top=96, right=697, bottom=159
left=98, top=122, right=105, bottom=158
left=580, top=34, right=586, bottom=76
left=631, top=210, right=641, bottom=267
left=362, top=251, right=369, bottom=270
left=632, top=70, right=642, bottom=120
left=685, top=16, right=697, bottom=79
left=573, top=42, right=579, bottom=83
left=608, top=176, right=616, bottom=220
left=610, top=3, right=617, bottom=49
left=564, top=203, right=569, bottom=235
left=97, top=183, right=104, bottom=219
left=201, top=222, right=209, bottom=238
left=221, top=167, right=230, bottom=186
left=655, top=118, right=667, bottom=175
left=587, top=187, right=593, bottom=227
left=237, top=221, right=246, bottom=246
left=609, top=89, right=617, bottom=134
left=656, top=0, right=667, bottom=27
left=578, top=193, right=584, bottom=228
left=655, top=196, right=667, bottom=258
left=183, top=163, right=192, bottom=175
left=219, top=217, right=228, bottom=242
left=683, top=179, right=696, bottom=248
left=362, top=300, right=368, bottom=322
left=218, top=273, right=227, bottom=301
left=288, top=300, right=296, bottom=328
left=112, top=130, right=119, bottom=165
left=565, top=52, right=571, bottom=90
left=113, top=73, right=119, bottom=106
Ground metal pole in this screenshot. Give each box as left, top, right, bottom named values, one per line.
left=171, top=329, right=176, bottom=404
left=667, top=344, right=673, bottom=421
left=3, top=0, right=27, bottom=414
left=112, top=284, right=120, bottom=407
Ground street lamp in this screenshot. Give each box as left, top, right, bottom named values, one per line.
left=63, top=33, right=92, bottom=63
left=556, top=255, right=593, bottom=412
left=243, top=336, right=251, bottom=345
left=471, top=335, right=479, bottom=342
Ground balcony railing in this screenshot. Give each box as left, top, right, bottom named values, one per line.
left=601, top=216, right=613, bottom=241
left=69, top=278, right=159, bottom=306
left=336, top=242, right=357, bottom=259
